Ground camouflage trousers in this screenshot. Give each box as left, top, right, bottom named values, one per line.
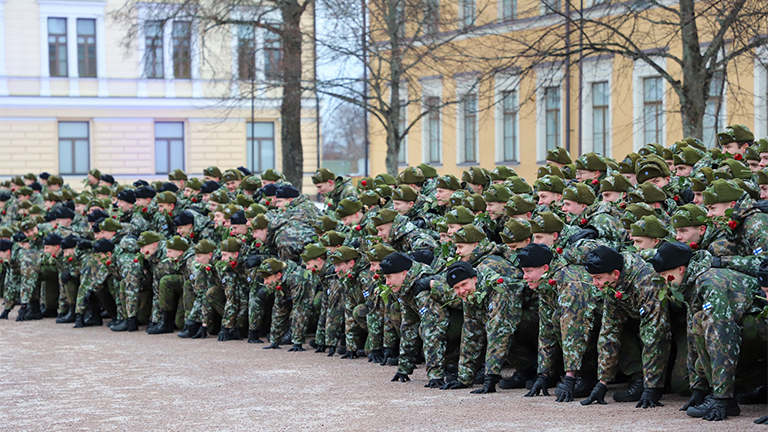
left=186, top=281, right=211, bottom=325
left=313, top=289, right=326, bottom=346
left=118, top=257, right=144, bottom=319
left=76, top=276, right=120, bottom=319
left=207, top=284, right=247, bottom=330
left=3, top=268, right=20, bottom=308
left=159, top=274, right=187, bottom=329
left=56, top=277, right=79, bottom=315
left=38, top=265, right=59, bottom=313
left=384, top=299, right=401, bottom=349
left=323, top=283, right=345, bottom=348
left=269, top=283, right=313, bottom=345
left=19, top=262, right=40, bottom=305
left=502, top=304, right=539, bottom=374
left=344, top=286, right=368, bottom=353
left=248, top=282, right=270, bottom=332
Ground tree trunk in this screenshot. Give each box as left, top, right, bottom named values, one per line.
left=678, top=0, right=706, bottom=139
left=280, top=1, right=305, bottom=191
left=385, top=82, right=401, bottom=176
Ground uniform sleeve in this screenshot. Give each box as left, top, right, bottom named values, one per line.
left=597, top=300, right=627, bottom=383
left=537, top=286, right=561, bottom=376
left=637, top=278, right=671, bottom=389
left=457, top=300, right=485, bottom=385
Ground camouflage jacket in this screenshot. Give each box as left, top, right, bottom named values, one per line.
left=717, top=199, right=768, bottom=276
left=387, top=214, right=438, bottom=253
left=324, top=176, right=358, bottom=212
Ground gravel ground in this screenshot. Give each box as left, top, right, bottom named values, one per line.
left=1, top=313, right=766, bottom=431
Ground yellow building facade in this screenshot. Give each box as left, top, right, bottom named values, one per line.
left=0, top=0, right=319, bottom=190
left=367, top=0, right=768, bottom=182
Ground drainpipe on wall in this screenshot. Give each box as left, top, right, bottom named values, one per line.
left=564, top=0, right=571, bottom=155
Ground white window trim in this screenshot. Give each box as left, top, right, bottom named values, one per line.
left=0, top=0, right=7, bottom=96
left=632, top=56, right=667, bottom=151
left=455, top=78, right=480, bottom=165
left=229, top=8, right=282, bottom=97
left=754, top=46, right=768, bottom=138
left=581, top=57, right=613, bottom=157
left=535, top=65, right=564, bottom=162
left=494, top=73, right=521, bottom=163
left=38, top=0, right=107, bottom=97
left=498, top=0, right=515, bottom=21
left=421, top=78, right=443, bottom=164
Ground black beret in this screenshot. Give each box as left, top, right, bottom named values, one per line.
left=380, top=252, right=413, bottom=275
left=276, top=185, right=299, bottom=199
left=58, top=207, right=75, bottom=219
left=173, top=210, right=196, bottom=227
left=61, top=235, right=78, bottom=249
left=0, top=193, right=11, bottom=202
left=159, top=182, right=179, bottom=193
left=446, top=261, right=477, bottom=288
left=230, top=209, right=247, bottom=225
left=76, top=238, right=92, bottom=250
left=12, top=232, right=27, bottom=243
left=517, top=243, right=554, bottom=268
left=117, top=190, right=136, bottom=204
left=133, top=180, right=149, bottom=187
left=261, top=183, right=279, bottom=197
left=39, top=172, right=51, bottom=180
left=237, top=166, right=252, bottom=176
left=93, top=239, right=115, bottom=253
left=585, top=246, right=624, bottom=274
left=44, top=211, right=57, bottom=222
left=43, top=233, right=63, bottom=246
left=100, top=174, right=115, bottom=184
left=0, top=238, right=13, bottom=252
left=87, top=209, right=109, bottom=223
left=135, top=186, right=156, bottom=199
left=30, top=182, right=42, bottom=192
left=62, top=201, right=75, bottom=211
left=200, top=180, right=220, bottom=194
left=649, top=242, right=694, bottom=273
left=410, top=249, right=434, bottom=265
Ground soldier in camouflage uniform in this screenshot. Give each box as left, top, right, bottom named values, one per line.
left=151, top=236, right=194, bottom=334
left=209, top=238, right=248, bottom=341
left=329, top=246, right=368, bottom=358
left=176, top=239, right=218, bottom=339
left=312, top=168, right=358, bottom=212
left=371, top=209, right=438, bottom=254
left=270, top=185, right=321, bottom=263
left=355, top=243, right=396, bottom=364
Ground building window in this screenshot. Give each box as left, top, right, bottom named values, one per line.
left=643, top=76, right=663, bottom=144
left=247, top=122, right=276, bottom=173
left=545, top=86, right=560, bottom=151
left=155, top=122, right=184, bottom=174
left=172, top=21, right=191, bottom=79
left=264, top=30, right=282, bottom=80
left=592, top=81, right=609, bottom=155
left=48, top=18, right=68, bottom=77
left=426, top=96, right=441, bottom=163
left=703, top=70, right=724, bottom=148
left=237, top=25, right=256, bottom=80
left=541, top=0, right=560, bottom=14
left=58, top=122, right=89, bottom=175
left=502, top=90, right=517, bottom=162
left=501, top=0, right=516, bottom=21
left=425, top=0, right=440, bottom=34
left=460, top=0, right=475, bottom=27
left=398, top=102, right=408, bottom=164
left=460, top=93, right=477, bottom=163
left=144, top=21, right=164, bottom=78
left=76, top=19, right=96, bottom=77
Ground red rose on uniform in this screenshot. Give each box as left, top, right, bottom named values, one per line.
left=727, top=220, right=738, bottom=229
left=205, top=266, right=211, bottom=271
left=592, top=179, right=599, bottom=185
left=255, top=243, right=262, bottom=248
left=556, top=247, right=563, bottom=254
left=548, top=279, right=556, bottom=286
left=667, top=275, right=675, bottom=282
left=361, top=180, right=368, bottom=186
left=734, top=153, right=743, bottom=161
left=615, top=291, right=623, bottom=300
left=373, top=274, right=380, bottom=280
left=355, top=225, right=362, bottom=231
left=276, top=285, right=282, bottom=291
left=580, top=218, right=587, bottom=226
left=134, top=258, right=139, bottom=263
left=689, top=242, right=699, bottom=250
left=68, top=256, right=73, bottom=262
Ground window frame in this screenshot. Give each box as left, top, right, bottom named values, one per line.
left=642, top=76, right=664, bottom=145
left=48, top=17, right=68, bottom=78
left=76, top=18, right=97, bottom=78
left=154, top=122, right=185, bottom=174
left=246, top=122, right=276, bottom=174
left=172, top=21, right=192, bottom=79
left=264, top=29, right=282, bottom=81
left=501, top=90, right=518, bottom=162
left=144, top=20, right=164, bottom=79
left=425, top=96, right=442, bottom=164
left=544, top=85, right=561, bottom=152
left=591, top=81, right=609, bottom=155
left=237, top=24, right=257, bottom=81
left=58, top=121, right=90, bottom=175
left=459, top=92, right=478, bottom=164
left=460, top=0, right=475, bottom=27
left=398, top=101, right=408, bottom=165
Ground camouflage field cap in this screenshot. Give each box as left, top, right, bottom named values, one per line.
left=397, top=167, right=426, bottom=186
left=504, top=194, right=537, bottom=216
left=575, top=152, right=607, bottom=172
left=714, top=159, right=752, bottom=180
left=537, top=164, right=565, bottom=180
left=250, top=214, right=269, bottom=230
left=703, top=179, right=744, bottom=205
left=301, top=243, right=328, bottom=262
left=506, top=176, right=532, bottom=194
left=186, top=178, right=202, bottom=191
left=99, top=218, right=122, bottom=232
left=373, top=173, right=397, bottom=187
left=618, top=153, right=641, bottom=174
left=620, top=203, right=657, bottom=230
left=260, top=169, right=284, bottom=181
left=320, top=230, right=347, bottom=247
left=635, top=155, right=671, bottom=184
left=490, top=166, right=517, bottom=181
left=219, top=238, right=242, bottom=253
left=673, top=146, right=705, bottom=167
left=235, top=194, right=255, bottom=207
left=530, top=211, right=564, bottom=234
left=453, top=224, right=486, bottom=244
left=500, top=219, right=533, bottom=244
left=690, top=167, right=715, bottom=192
left=137, top=231, right=163, bottom=247
left=671, top=204, right=707, bottom=228
left=599, top=173, right=632, bottom=193
left=221, top=170, right=241, bottom=183
left=417, top=163, right=438, bottom=178
left=392, top=185, right=418, bottom=202
left=156, top=191, right=177, bottom=204
left=168, top=169, right=188, bottom=181
left=240, top=176, right=263, bottom=191
left=757, top=170, right=768, bottom=185
left=547, top=147, right=572, bottom=165
left=717, top=124, right=754, bottom=146
left=562, top=183, right=596, bottom=205
left=47, top=175, right=64, bottom=186
left=744, top=146, right=759, bottom=162
left=19, top=219, right=37, bottom=232
left=435, top=174, right=461, bottom=191
left=314, top=215, right=339, bottom=235
left=209, top=190, right=230, bottom=204
left=461, top=167, right=490, bottom=187
left=358, top=177, right=374, bottom=190
left=203, top=166, right=222, bottom=178
left=757, top=138, right=768, bottom=154
left=336, top=198, right=364, bottom=218
left=627, top=183, right=666, bottom=204
left=630, top=215, right=669, bottom=239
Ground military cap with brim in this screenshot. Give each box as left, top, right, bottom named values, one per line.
left=636, top=156, right=671, bottom=184
left=173, top=210, right=196, bottom=227
left=445, top=206, right=475, bottom=225
left=435, top=220, right=448, bottom=233
left=320, top=230, right=347, bottom=247
left=702, top=179, right=744, bottom=205
left=630, top=215, right=669, bottom=239
left=500, top=219, right=533, bottom=244
left=366, top=243, right=396, bottom=263
left=715, top=159, right=752, bottom=180
left=336, top=198, right=364, bottom=218
left=47, top=174, right=64, bottom=186
left=600, top=173, right=632, bottom=193
left=649, top=242, right=694, bottom=273
left=328, top=246, right=359, bottom=264
left=193, top=239, right=217, bottom=254
left=585, top=246, right=624, bottom=274
left=464, top=194, right=487, bottom=213
left=517, top=243, right=553, bottom=268
left=167, top=236, right=190, bottom=251
left=757, top=138, right=768, bottom=154
left=43, top=233, right=62, bottom=246
left=483, top=184, right=513, bottom=203
left=453, top=225, right=486, bottom=244
left=93, top=239, right=115, bottom=253
left=203, top=166, right=222, bottom=178
left=257, top=258, right=286, bottom=277
left=446, top=261, right=477, bottom=288
left=371, top=209, right=398, bottom=226
left=530, top=212, right=564, bottom=234
left=301, top=243, right=328, bottom=262
left=380, top=252, right=413, bottom=275
left=562, top=183, right=596, bottom=205
left=311, top=168, right=335, bottom=184
left=534, top=175, right=566, bottom=193
left=137, top=231, right=163, bottom=247
left=671, top=204, right=707, bottom=228
left=620, top=203, right=657, bottom=230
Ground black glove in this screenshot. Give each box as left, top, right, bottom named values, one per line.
left=556, top=376, right=576, bottom=402
left=380, top=347, right=397, bottom=366
left=263, top=343, right=281, bottom=349
left=703, top=398, right=730, bottom=421
left=60, top=270, right=72, bottom=284
left=755, top=199, right=768, bottom=214
left=580, top=382, right=608, bottom=405
left=347, top=237, right=361, bottom=249
left=755, top=415, right=768, bottom=424
left=0, top=309, right=9, bottom=319
left=471, top=374, right=500, bottom=394
left=441, top=380, right=468, bottom=390
left=314, top=345, right=327, bottom=353
left=217, top=328, right=230, bottom=342
left=327, top=346, right=336, bottom=356
left=525, top=374, right=550, bottom=397
left=412, top=277, right=433, bottom=296
left=341, top=349, right=359, bottom=359
left=288, top=343, right=305, bottom=352
left=368, top=349, right=385, bottom=363
left=680, top=187, right=694, bottom=205
left=192, top=325, right=207, bottom=339
left=16, top=305, right=27, bottom=322
left=411, top=218, right=427, bottom=229
left=636, top=388, right=664, bottom=408
left=425, top=378, right=444, bottom=388
left=679, top=389, right=706, bottom=411
left=244, top=254, right=263, bottom=269
left=569, top=227, right=599, bottom=244
left=392, top=372, right=410, bottom=382
left=711, top=256, right=722, bottom=268
left=411, top=249, right=434, bottom=265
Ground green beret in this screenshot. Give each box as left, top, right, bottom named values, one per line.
left=392, top=185, right=418, bottom=202
left=464, top=194, right=486, bottom=213
left=599, top=173, right=632, bottom=193
left=757, top=138, right=768, bottom=154
left=575, top=152, right=607, bottom=172
left=445, top=206, right=475, bottom=225
left=156, top=191, right=177, bottom=204
left=137, top=231, right=163, bottom=247
left=18, top=200, right=33, bottom=210
left=28, top=205, right=44, bottom=215
left=99, top=218, right=122, bottom=232
left=209, top=190, right=230, bottom=204
left=61, top=189, right=76, bottom=201
left=546, top=147, right=572, bottom=165
left=74, top=194, right=91, bottom=205
left=483, top=184, right=513, bottom=203
left=504, top=194, right=537, bottom=216
left=534, top=175, right=566, bottom=193
left=0, top=226, right=16, bottom=238
left=88, top=169, right=102, bottom=179
left=638, top=143, right=665, bottom=157
left=373, top=173, right=397, bottom=186
left=193, top=239, right=216, bottom=254
left=93, top=186, right=111, bottom=196
left=500, top=219, right=533, bottom=244
left=328, top=246, right=359, bottom=264
left=627, top=183, right=666, bottom=204
left=235, top=194, right=255, bottom=208
left=250, top=214, right=269, bottom=230
left=618, top=153, right=641, bottom=174
left=630, top=215, right=669, bottom=239
left=219, top=238, right=242, bottom=253
left=358, top=177, right=374, bottom=190
left=620, top=203, right=657, bottom=230
left=336, top=198, right=364, bottom=218
left=448, top=190, right=471, bottom=208
left=536, top=164, right=565, bottom=179
left=435, top=220, right=448, bottom=233
left=562, top=183, right=596, bottom=205
left=167, top=235, right=190, bottom=251
left=757, top=170, right=768, bottom=185
left=221, top=170, right=241, bottom=183
left=453, top=224, right=486, bottom=243
left=11, top=176, right=25, bottom=186
left=691, top=167, right=714, bottom=191
left=662, top=147, right=673, bottom=160
left=371, top=209, right=398, bottom=226
left=703, top=179, right=744, bottom=205
left=311, top=168, right=335, bottom=184
left=673, top=146, right=704, bottom=167
left=320, top=230, right=347, bottom=247
left=416, top=163, right=438, bottom=178
left=366, top=243, right=396, bottom=262
left=260, top=169, right=284, bottom=181
left=314, top=215, right=339, bottom=234
left=734, top=179, right=760, bottom=200
left=671, top=204, right=707, bottom=228
left=490, top=166, right=517, bottom=181
left=745, top=146, right=759, bottom=162
left=682, top=137, right=707, bottom=152
left=397, top=167, right=426, bottom=186
left=374, top=186, right=392, bottom=199
left=19, top=219, right=37, bottom=232
left=530, top=211, right=564, bottom=234
left=461, top=167, right=490, bottom=186
left=168, top=169, right=188, bottom=181
left=221, top=204, right=240, bottom=220
left=17, top=186, right=33, bottom=196
left=715, top=159, right=752, bottom=180
left=257, top=258, right=286, bottom=277
left=435, top=174, right=461, bottom=191
left=717, top=124, right=753, bottom=146
left=203, top=166, right=222, bottom=178
left=23, top=173, right=36, bottom=181
left=47, top=175, right=63, bottom=186
left=301, top=243, right=328, bottom=262
left=505, top=176, right=532, bottom=194
left=249, top=203, right=268, bottom=216
left=240, top=176, right=262, bottom=191
left=186, top=177, right=202, bottom=191
left=635, top=155, right=671, bottom=184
